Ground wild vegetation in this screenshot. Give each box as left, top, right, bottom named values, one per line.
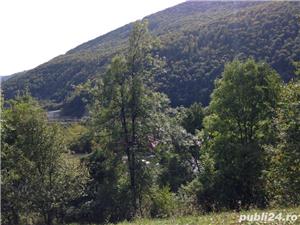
left=111, top=207, right=300, bottom=225
left=2, top=1, right=300, bottom=114
left=1, top=20, right=299, bottom=225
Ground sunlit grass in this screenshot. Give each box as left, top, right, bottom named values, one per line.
left=113, top=207, right=300, bottom=225
left=69, top=207, right=300, bottom=225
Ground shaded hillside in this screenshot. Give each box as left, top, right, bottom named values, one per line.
left=3, top=1, right=300, bottom=110
left=0, top=76, right=11, bottom=84
left=0, top=71, right=25, bottom=86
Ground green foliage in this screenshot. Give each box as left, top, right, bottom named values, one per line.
left=3, top=2, right=300, bottom=114
left=86, top=20, right=171, bottom=221
left=149, top=186, right=177, bottom=218
left=1, top=94, right=88, bottom=225
left=1, top=58, right=299, bottom=225
left=265, top=75, right=300, bottom=206
left=76, top=149, right=132, bottom=224
left=199, top=59, right=282, bottom=210
left=64, top=124, right=93, bottom=154
left=156, top=108, right=202, bottom=193
left=181, top=103, right=204, bottom=135
left=60, top=80, right=96, bottom=118
left=176, top=178, right=202, bottom=215
left=159, top=154, right=194, bottom=193
left=2, top=4, right=300, bottom=221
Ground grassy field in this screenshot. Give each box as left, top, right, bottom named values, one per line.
left=111, top=207, right=300, bottom=225
left=69, top=207, right=300, bottom=225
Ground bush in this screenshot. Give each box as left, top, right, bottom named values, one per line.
left=65, top=124, right=93, bottom=154
left=149, top=186, right=177, bottom=218
left=176, top=179, right=202, bottom=215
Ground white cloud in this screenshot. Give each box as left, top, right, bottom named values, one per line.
left=0, top=0, right=183, bottom=75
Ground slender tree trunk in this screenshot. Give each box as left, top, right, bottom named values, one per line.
left=130, top=78, right=139, bottom=215
left=11, top=208, right=20, bottom=225
left=120, top=85, right=138, bottom=216
left=193, top=154, right=201, bottom=173
left=46, top=211, right=54, bottom=225
left=129, top=152, right=137, bottom=213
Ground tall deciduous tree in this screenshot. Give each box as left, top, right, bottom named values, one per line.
left=90, top=20, right=169, bottom=217
left=266, top=63, right=300, bottom=206
left=202, top=59, right=281, bottom=209
left=1, top=94, right=88, bottom=225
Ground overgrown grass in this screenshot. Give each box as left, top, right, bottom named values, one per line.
left=113, top=207, right=300, bottom=225
left=69, top=207, right=300, bottom=225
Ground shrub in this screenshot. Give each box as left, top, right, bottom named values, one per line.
left=176, top=179, right=202, bottom=215
left=149, top=186, right=177, bottom=218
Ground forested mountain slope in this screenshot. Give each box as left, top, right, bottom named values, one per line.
left=3, top=1, right=300, bottom=109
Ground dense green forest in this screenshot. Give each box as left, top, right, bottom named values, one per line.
left=2, top=1, right=300, bottom=116
left=2, top=21, right=299, bottom=225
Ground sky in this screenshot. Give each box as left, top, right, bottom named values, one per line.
left=0, top=0, right=184, bottom=75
